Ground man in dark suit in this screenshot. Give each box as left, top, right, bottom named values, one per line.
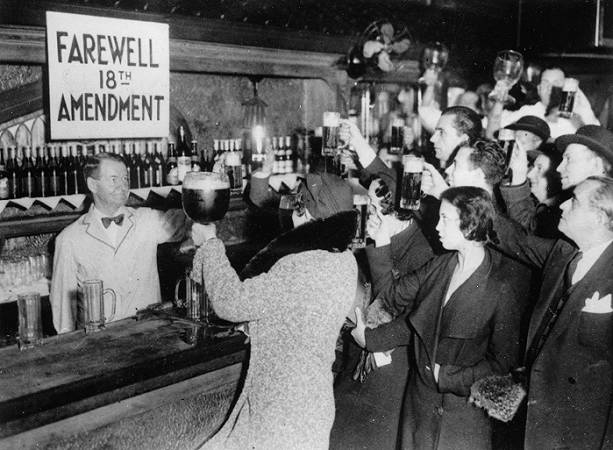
left=494, top=176, right=613, bottom=449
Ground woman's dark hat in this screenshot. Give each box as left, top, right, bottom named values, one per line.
left=298, top=173, right=354, bottom=220
left=505, top=115, right=551, bottom=142
left=555, top=125, right=613, bottom=165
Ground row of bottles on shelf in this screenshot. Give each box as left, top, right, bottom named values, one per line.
left=0, top=127, right=300, bottom=201
left=0, top=140, right=169, bottom=200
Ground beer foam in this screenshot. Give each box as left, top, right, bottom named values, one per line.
left=182, top=174, right=230, bottom=190
left=498, top=128, right=515, bottom=141
left=392, top=118, right=405, bottom=127
left=563, top=78, right=578, bottom=91
left=323, top=111, right=340, bottom=127
left=225, top=152, right=241, bottom=166
left=403, top=155, right=423, bottom=173
left=353, top=194, right=369, bottom=205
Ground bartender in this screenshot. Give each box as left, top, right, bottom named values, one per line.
left=50, top=152, right=189, bottom=334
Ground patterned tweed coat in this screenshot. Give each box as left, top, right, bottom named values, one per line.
left=195, top=211, right=359, bottom=450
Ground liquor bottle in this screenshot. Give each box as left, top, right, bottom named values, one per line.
left=152, top=142, right=165, bottom=187
left=7, top=147, right=20, bottom=199
left=271, top=136, right=280, bottom=174
left=225, top=144, right=242, bottom=193
left=21, top=146, right=37, bottom=197
left=35, top=146, right=48, bottom=197
left=68, top=145, right=80, bottom=194
left=190, top=140, right=201, bottom=172
left=0, top=148, right=9, bottom=200
left=236, top=138, right=248, bottom=189
left=165, top=142, right=179, bottom=186
left=284, top=136, right=294, bottom=173
left=142, top=142, right=153, bottom=188
left=132, top=142, right=143, bottom=189
left=77, top=145, right=88, bottom=194
left=176, top=126, right=191, bottom=183
left=48, top=146, right=61, bottom=197
left=59, top=145, right=70, bottom=195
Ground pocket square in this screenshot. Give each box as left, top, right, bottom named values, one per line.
left=582, top=292, right=613, bottom=314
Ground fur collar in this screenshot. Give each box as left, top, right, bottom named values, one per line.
left=240, top=210, right=358, bottom=280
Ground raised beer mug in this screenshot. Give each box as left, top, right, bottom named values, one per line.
left=399, top=154, right=424, bottom=212
left=182, top=172, right=231, bottom=224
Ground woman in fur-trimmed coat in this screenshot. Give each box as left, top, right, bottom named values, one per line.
left=192, top=174, right=360, bottom=450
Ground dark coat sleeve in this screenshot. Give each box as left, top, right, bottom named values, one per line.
left=365, top=314, right=412, bottom=352
left=364, top=222, right=436, bottom=352
left=499, top=181, right=539, bottom=232
left=437, top=280, right=522, bottom=397
left=361, top=157, right=398, bottom=196
left=493, top=213, right=558, bottom=270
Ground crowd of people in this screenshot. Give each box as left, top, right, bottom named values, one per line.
left=49, top=63, right=613, bottom=450
left=192, top=65, right=612, bottom=450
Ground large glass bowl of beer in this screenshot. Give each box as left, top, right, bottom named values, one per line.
left=182, top=172, right=230, bottom=223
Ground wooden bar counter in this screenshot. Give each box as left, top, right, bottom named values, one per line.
left=0, top=313, right=248, bottom=449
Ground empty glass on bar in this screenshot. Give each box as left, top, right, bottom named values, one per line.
left=390, top=118, right=405, bottom=155
left=399, top=154, right=424, bottom=211
left=17, top=292, right=43, bottom=350
left=558, top=78, right=578, bottom=118
left=81, top=279, right=116, bottom=333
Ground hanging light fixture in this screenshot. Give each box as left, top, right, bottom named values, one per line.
left=242, top=76, right=268, bottom=167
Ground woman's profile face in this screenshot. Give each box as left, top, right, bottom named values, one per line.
left=436, top=200, right=467, bottom=250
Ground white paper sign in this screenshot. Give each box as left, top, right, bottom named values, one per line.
left=46, top=11, right=169, bottom=139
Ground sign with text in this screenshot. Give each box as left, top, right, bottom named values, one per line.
left=46, top=11, right=169, bottom=139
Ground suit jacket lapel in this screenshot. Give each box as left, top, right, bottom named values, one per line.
left=409, top=255, right=455, bottom=364
left=526, top=244, right=574, bottom=351
left=82, top=207, right=115, bottom=250
left=439, top=250, right=493, bottom=335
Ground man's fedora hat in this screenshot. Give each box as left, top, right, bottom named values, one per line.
left=556, top=125, right=613, bottom=165
left=505, top=115, right=551, bottom=142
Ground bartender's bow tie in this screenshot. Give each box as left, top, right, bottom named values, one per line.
left=101, top=214, right=124, bottom=228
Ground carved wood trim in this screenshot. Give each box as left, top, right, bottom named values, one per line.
left=0, top=25, right=344, bottom=79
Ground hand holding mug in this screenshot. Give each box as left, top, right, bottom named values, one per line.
left=421, top=162, right=448, bottom=199
left=339, top=119, right=376, bottom=164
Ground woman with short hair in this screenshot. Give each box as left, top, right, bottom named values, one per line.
left=353, top=186, right=522, bottom=450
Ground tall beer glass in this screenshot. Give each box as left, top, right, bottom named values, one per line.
left=182, top=172, right=230, bottom=325
left=323, top=112, right=340, bottom=156
left=558, top=78, right=578, bottom=118
left=390, top=118, right=405, bottom=155
left=399, top=154, right=424, bottom=211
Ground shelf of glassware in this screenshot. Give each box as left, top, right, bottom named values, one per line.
left=0, top=254, right=49, bottom=304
